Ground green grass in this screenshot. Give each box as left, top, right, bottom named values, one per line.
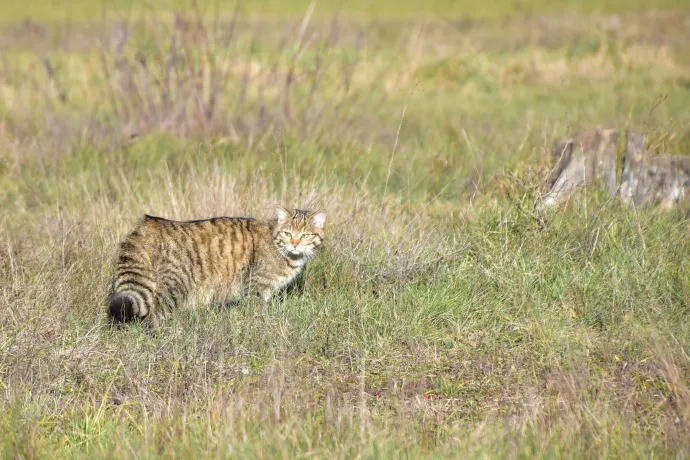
left=1, top=1, right=689, bottom=459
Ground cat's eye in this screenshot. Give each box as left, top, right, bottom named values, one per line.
left=300, top=233, right=311, bottom=239
left=283, top=231, right=292, bottom=237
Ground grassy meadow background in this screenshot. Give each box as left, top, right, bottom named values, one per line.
left=1, top=0, right=690, bottom=458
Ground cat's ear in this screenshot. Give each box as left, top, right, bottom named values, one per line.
left=309, top=211, right=326, bottom=229
left=276, top=205, right=290, bottom=224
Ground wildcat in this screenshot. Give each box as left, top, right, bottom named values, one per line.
left=107, top=206, right=325, bottom=330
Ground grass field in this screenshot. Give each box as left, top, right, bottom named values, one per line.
left=1, top=0, right=690, bottom=458
left=3, top=0, right=690, bottom=22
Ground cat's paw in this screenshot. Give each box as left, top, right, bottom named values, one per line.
left=221, top=299, right=241, bottom=309
left=141, top=312, right=164, bottom=336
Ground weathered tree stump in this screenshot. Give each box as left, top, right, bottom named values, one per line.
left=540, top=128, right=690, bottom=210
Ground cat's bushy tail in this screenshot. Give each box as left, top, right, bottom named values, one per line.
left=108, top=293, right=139, bottom=323
left=107, top=238, right=157, bottom=324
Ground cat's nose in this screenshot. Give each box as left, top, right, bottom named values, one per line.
left=291, top=238, right=301, bottom=247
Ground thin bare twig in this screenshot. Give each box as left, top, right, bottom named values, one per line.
left=42, top=57, right=66, bottom=103
left=381, top=82, right=418, bottom=214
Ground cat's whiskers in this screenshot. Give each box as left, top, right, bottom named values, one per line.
left=303, top=248, right=318, bottom=261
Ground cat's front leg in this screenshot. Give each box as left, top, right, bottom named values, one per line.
left=247, top=274, right=274, bottom=303
left=220, top=298, right=241, bottom=309
left=142, top=309, right=164, bottom=336
left=214, top=282, right=244, bottom=309
left=258, top=288, right=273, bottom=303
left=251, top=282, right=276, bottom=303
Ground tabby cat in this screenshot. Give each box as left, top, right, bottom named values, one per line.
left=107, top=206, right=326, bottom=329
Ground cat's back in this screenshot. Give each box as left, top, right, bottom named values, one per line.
left=120, top=214, right=274, bottom=280
left=134, top=214, right=270, bottom=243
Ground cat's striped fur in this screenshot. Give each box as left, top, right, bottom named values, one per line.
left=107, top=206, right=326, bottom=329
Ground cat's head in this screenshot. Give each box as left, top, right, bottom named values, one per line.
left=273, top=206, right=326, bottom=258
